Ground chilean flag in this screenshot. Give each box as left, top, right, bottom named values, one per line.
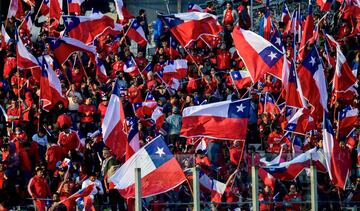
left=133, top=102, right=157, bottom=118
left=1, top=24, right=11, bottom=49
left=47, top=37, right=96, bottom=65
left=232, top=27, right=284, bottom=82
left=338, top=106, right=359, bottom=138
left=102, top=79, right=129, bottom=160
left=7, top=0, right=25, bottom=20
left=259, top=10, right=274, bottom=41
left=317, top=0, right=334, bottom=11
left=40, top=56, right=68, bottom=111
left=127, top=19, right=148, bottom=46
left=151, top=106, right=165, bottom=131
left=181, top=98, right=250, bottom=140
left=50, top=0, right=63, bottom=20
left=63, top=13, right=115, bottom=44
left=199, top=171, right=226, bottom=203
left=264, top=92, right=281, bottom=115
left=173, top=59, right=188, bottom=78
left=68, top=0, right=84, bottom=15
left=263, top=147, right=327, bottom=180
left=39, top=0, right=50, bottom=17
left=283, top=60, right=306, bottom=108
left=124, top=57, right=140, bottom=78
left=281, top=3, right=291, bottom=25
left=188, top=3, right=204, bottom=12
left=159, top=12, right=222, bottom=47
left=285, top=108, right=314, bottom=135
left=145, top=92, right=156, bottom=103
left=125, top=117, right=140, bottom=160
left=322, top=112, right=351, bottom=189
left=330, top=34, right=357, bottom=100
left=18, top=12, right=33, bottom=36
left=95, top=55, right=108, bottom=83
left=109, top=135, right=187, bottom=199
left=16, top=33, right=39, bottom=69
left=114, top=0, right=134, bottom=23
left=299, top=4, right=314, bottom=60
left=169, top=36, right=180, bottom=60
left=61, top=184, right=94, bottom=208
left=230, top=70, right=252, bottom=90
left=258, top=168, right=276, bottom=191
left=297, top=46, right=327, bottom=118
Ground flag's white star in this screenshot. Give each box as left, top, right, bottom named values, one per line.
left=275, top=37, right=281, bottom=45
left=236, top=103, right=245, bottom=112
left=309, top=57, right=316, bottom=66
left=288, top=125, right=294, bottom=130
left=65, top=17, right=73, bottom=25
left=268, top=51, right=277, bottom=60
left=155, top=147, right=165, bottom=157
left=51, top=40, right=57, bottom=44
left=233, top=73, right=238, bottom=79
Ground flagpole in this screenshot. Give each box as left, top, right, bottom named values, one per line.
left=34, top=0, right=44, bottom=21
left=5, top=0, right=14, bottom=28
left=119, top=19, right=134, bottom=46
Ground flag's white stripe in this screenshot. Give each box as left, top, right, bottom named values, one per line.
left=173, top=12, right=218, bottom=22
left=110, top=148, right=156, bottom=189
left=241, top=28, right=272, bottom=53
left=102, top=95, right=121, bottom=141
left=182, top=99, right=232, bottom=118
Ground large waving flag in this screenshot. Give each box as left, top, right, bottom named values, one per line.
left=159, top=12, right=222, bottom=47
left=110, top=136, right=187, bottom=199
left=95, top=55, right=108, bottom=82
left=47, top=37, right=96, bottom=64
left=102, top=79, right=129, bottom=159
left=133, top=102, right=158, bottom=118
left=68, top=0, right=85, bottom=15
left=262, top=147, right=326, bottom=180
left=16, top=33, right=39, bottom=69
left=322, top=112, right=351, bottom=189
left=199, top=171, right=226, bottom=203
left=264, top=92, right=281, bottom=115
left=338, top=106, right=359, bottom=138
left=50, top=0, right=63, bottom=20
left=230, top=70, right=252, bottom=90
left=297, top=46, right=327, bottom=118
left=181, top=98, right=250, bottom=140
left=63, top=13, right=115, bottom=44
left=40, top=56, right=68, bottom=111
left=114, top=0, right=134, bottom=23
left=127, top=19, right=148, bottom=46
left=317, top=0, right=334, bottom=11
left=38, top=0, right=50, bottom=17
left=232, top=27, right=284, bottom=82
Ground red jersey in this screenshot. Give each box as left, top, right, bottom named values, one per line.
left=58, top=130, right=80, bottom=154
left=7, top=106, right=22, bottom=125
left=128, top=85, right=143, bottom=103
left=284, top=192, right=302, bottom=211
left=3, top=57, right=16, bottom=78
left=259, top=192, right=274, bottom=211
left=224, top=9, right=235, bottom=25
left=27, top=175, right=51, bottom=198
left=216, top=50, right=231, bottom=70
left=267, top=131, right=283, bottom=153
left=78, top=104, right=96, bottom=123
left=111, top=61, right=124, bottom=73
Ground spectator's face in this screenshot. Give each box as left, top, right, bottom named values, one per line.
left=289, top=185, right=296, bottom=193
left=226, top=3, right=232, bottom=9
left=137, top=51, right=143, bottom=58
left=89, top=176, right=96, bottom=182
left=103, top=149, right=111, bottom=158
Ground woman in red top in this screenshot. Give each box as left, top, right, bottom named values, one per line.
left=222, top=2, right=238, bottom=26
left=259, top=185, right=274, bottom=211
left=284, top=184, right=302, bottom=211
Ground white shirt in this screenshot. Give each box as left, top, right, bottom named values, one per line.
left=32, top=134, right=48, bottom=147
left=67, top=91, right=83, bottom=111
left=81, top=178, right=104, bottom=196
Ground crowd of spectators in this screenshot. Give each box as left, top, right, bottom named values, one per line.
left=0, top=0, right=359, bottom=210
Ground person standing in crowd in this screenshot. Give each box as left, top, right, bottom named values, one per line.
left=136, top=9, right=149, bottom=54
left=165, top=107, right=182, bottom=148
left=27, top=166, right=51, bottom=211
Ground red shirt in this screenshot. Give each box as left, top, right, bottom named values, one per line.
left=46, top=144, right=65, bottom=171
left=0, top=172, right=5, bottom=189
left=78, top=104, right=96, bottom=123
left=58, top=130, right=80, bottom=154
left=224, top=9, right=235, bottom=25
left=27, top=175, right=51, bottom=198
left=3, top=57, right=16, bottom=78
left=128, top=85, right=143, bottom=103
left=259, top=193, right=274, bottom=211
left=216, top=50, right=231, bottom=70
left=284, top=192, right=302, bottom=211
left=267, top=131, right=283, bottom=153
left=7, top=106, right=22, bottom=125
left=229, top=146, right=244, bottom=165
left=135, top=57, right=148, bottom=71
left=112, top=61, right=124, bottom=73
